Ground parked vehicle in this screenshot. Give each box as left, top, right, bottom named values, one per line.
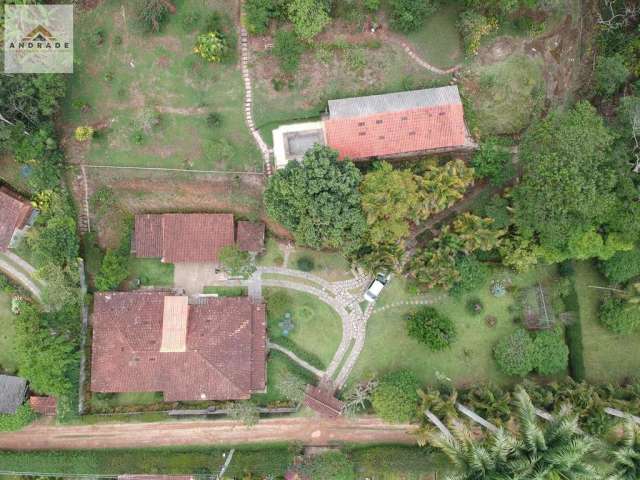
left=363, top=272, right=390, bottom=302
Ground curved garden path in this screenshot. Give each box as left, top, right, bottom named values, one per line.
left=0, top=251, right=44, bottom=301
left=383, top=32, right=461, bottom=75
left=252, top=266, right=371, bottom=388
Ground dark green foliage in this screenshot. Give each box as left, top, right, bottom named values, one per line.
left=531, top=328, right=569, bottom=376
left=407, top=307, right=457, bottom=351
left=600, top=247, right=640, bottom=284
left=387, top=0, right=436, bottom=32
left=599, top=297, right=640, bottom=334
left=471, top=137, right=515, bottom=186
left=135, top=0, right=169, bottom=33
left=0, top=75, right=66, bottom=130
left=298, top=451, right=355, bottom=480
left=513, top=102, right=619, bottom=258
left=29, top=215, right=78, bottom=267
left=273, top=30, right=305, bottom=74
left=595, top=54, right=629, bottom=96
left=494, top=328, right=534, bottom=377
left=245, top=0, right=286, bottom=34
left=450, top=256, right=490, bottom=298
left=372, top=370, right=420, bottom=423
left=206, top=112, right=222, bottom=128
left=96, top=224, right=131, bottom=291
left=264, top=145, right=366, bottom=253
left=561, top=274, right=585, bottom=381
left=0, top=404, right=37, bottom=432
left=296, top=255, right=315, bottom=272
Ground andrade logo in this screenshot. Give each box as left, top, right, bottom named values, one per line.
left=4, top=5, right=74, bottom=73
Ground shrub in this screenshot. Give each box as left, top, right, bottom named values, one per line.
left=450, top=256, right=489, bottom=298
left=131, top=130, right=145, bottom=145
left=136, top=0, right=169, bottom=33
left=298, top=451, right=356, bottom=480
left=74, top=126, right=94, bottom=142
left=595, top=54, right=629, bottom=96
left=363, top=0, right=380, bottom=12
left=599, top=297, right=640, bottom=334
left=388, top=0, right=436, bottom=32
left=273, top=30, right=304, bottom=74
left=458, top=11, right=498, bottom=56
left=494, top=328, right=534, bottom=377
left=600, top=247, right=640, bottom=284
left=471, top=137, right=514, bottom=186
left=0, top=405, right=37, bottom=432
left=532, top=328, right=569, bottom=376
left=218, top=245, right=255, bottom=278
left=287, top=0, right=331, bottom=41
left=193, top=32, right=229, bottom=63
left=371, top=370, right=420, bottom=423
left=465, top=297, right=484, bottom=316
left=296, top=255, right=315, bottom=272
left=226, top=401, right=259, bottom=426
left=206, top=112, right=222, bottom=128
left=245, top=0, right=285, bottom=34
left=95, top=249, right=129, bottom=291
left=406, top=307, right=456, bottom=351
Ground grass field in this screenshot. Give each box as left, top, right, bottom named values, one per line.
left=65, top=0, right=260, bottom=171
left=288, top=248, right=352, bottom=281
left=126, top=258, right=174, bottom=287
left=462, top=54, right=544, bottom=136
left=253, top=38, right=445, bottom=145
left=406, top=3, right=464, bottom=69
left=256, top=236, right=284, bottom=267
left=575, top=261, right=640, bottom=384
left=0, top=290, right=18, bottom=374
left=349, top=266, right=556, bottom=388
left=264, top=288, right=342, bottom=369
left=253, top=350, right=316, bottom=405
left=90, top=392, right=164, bottom=412
left=202, top=286, right=248, bottom=296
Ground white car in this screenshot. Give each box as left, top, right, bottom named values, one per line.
left=363, top=273, right=390, bottom=302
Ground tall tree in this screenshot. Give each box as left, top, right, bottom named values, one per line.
left=513, top=102, right=619, bottom=259
left=264, top=145, right=366, bottom=253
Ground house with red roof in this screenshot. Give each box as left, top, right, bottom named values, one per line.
left=273, top=86, right=474, bottom=168
left=133, top=214, right=264, bottom=264
left=90, top=292, right=266, bottom=401
left=0, top=186, right=35, bottom=251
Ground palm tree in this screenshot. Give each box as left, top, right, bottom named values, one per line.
left=510, top=386, right=599, bottom=480
left=606, top=421, right=640, bottom=480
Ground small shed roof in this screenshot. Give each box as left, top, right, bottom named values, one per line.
left=0, top=375, right=27, bottom=414
left=304, top=384, right=344, bottom=418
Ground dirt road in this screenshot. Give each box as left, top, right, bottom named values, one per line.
left=0, top=416, right=417, bottom=451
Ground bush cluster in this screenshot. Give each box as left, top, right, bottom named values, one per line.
left=599, top=297, right=640, bottom=334
left=599, top=247, right=640, bottom=284
left=388, top=0, right=436, bottom=32
left=407, top=307, right=457, bottom=351
left=371, top=370, right=420, bottom=423
left=494, top=327, right=568, bottom=377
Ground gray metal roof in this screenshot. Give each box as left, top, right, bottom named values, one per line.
left=328, top=86, right=461, bottom=119
left=0, top=374, right=27, bottom=414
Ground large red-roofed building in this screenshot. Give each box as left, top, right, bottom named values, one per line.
left=0, top=186, right=34, bottom=251
left=273, top=86, right=474, bottom=168
left=91, top=292, right=266, bottom=401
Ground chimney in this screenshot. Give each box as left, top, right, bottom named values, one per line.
left=160, top=296, right=189, bottom=352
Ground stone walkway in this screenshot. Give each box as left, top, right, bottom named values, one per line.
left=383, top=33, right=461, bottom=75
left=238, top=2, right=272, bottom=175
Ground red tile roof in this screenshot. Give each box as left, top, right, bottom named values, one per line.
left=91, top=292, right=266, bottom=401
left=303, top=385, right=344, bottom=418
left=324, top=104, right=467, bottom=160
left=0, top=186, right=33, bottom=251
left=29, top=396, right=57, bottom=416
left=134, top=214, right=235, bottom=263
left=236, top=221, right=265, bottom=252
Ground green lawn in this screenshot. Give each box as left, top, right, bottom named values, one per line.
left=0, top=290, right=18, bottom=374
left=253, top=39, right=445, bottom=141
left=256, top=235, right=284, bottom=267
left=406, top=3, right=464, bottom=69
left=349, top=266, right=555, bottom=388
left=462, top=54, right=544, bottom=136
left=575, top=261, right=640, bottom=384
left=202, top=286, right=248, bottom=296
left=64, top=0, right=261, bottom=171
left=289, top=248, right=353, bottom=281
left=264, top=288, right=343, bottom=369
left=253, top=350, right=316, bottom=405
left=127, top=258, right=174, bottom=287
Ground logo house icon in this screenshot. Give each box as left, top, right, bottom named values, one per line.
left=21, top=25, right=57, bottom=43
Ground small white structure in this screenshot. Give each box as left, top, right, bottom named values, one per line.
left=272, top=121, right=326, bottom=169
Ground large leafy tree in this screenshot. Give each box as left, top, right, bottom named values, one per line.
left=513, top=102, right=619, bottom=259
left=414, top=159, right=475, bottom=220
left=264, top=145, right=366, bottom=253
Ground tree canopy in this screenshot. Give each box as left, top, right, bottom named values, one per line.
left=264, top=145, right=366, bottom=253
